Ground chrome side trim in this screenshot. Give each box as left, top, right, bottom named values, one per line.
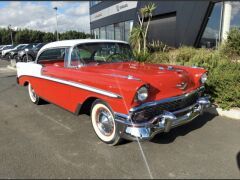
left=129, top=86, right=205, bottom=112
left=104, top=74, right=142, bottom=81
left=19, top=74, right=122, bottom=99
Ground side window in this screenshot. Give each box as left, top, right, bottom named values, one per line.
left=38, top=48, right=66, bottom=62
left=70, top=47, right=82, bottom=67
left=69, top=47, right=88, bottom=67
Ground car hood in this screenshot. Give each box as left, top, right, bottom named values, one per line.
left=82, top=61, right=199, bottom=99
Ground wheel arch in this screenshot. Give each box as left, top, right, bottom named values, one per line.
left=23, top=81, right=29, bottom=86
left=75, top=96, right=99, bottom=115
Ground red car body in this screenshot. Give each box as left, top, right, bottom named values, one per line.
left=16, top=40, right=210, bottom=144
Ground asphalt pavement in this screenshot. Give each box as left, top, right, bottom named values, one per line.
left=0, top=60, right=239, bottom=178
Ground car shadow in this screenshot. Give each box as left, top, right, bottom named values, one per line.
left=150, top=110, right=217, bottom=144
left=39, top=99, right=50, bottom=105
left=237, top=151, right=240, bottom=170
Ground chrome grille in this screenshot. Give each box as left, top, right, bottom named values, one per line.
left=132, top=92, right=199, bottom=122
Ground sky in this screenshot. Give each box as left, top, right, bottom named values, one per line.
left=0, top=1, right=90, bottom=33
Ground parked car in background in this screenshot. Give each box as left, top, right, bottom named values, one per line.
left=1, top=44, right=27, bottom=59
left=16, top=39, right=210, bottom=145
left=0, top=45, right=15, bottom=58
left=9, top=43, right=38, bottom=60
left=0, top=45, right=12, bottom=50
left=17, top=43, right=47, bottom=62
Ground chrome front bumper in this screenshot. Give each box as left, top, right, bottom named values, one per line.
left=115, top=96, right=210, bottom=141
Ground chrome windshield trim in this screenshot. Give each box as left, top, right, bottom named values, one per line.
left=129, top=86, right=204, bottom=112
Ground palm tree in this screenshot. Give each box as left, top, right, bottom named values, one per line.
left=129, top=25, right=143, bottom=54
left=129, top=3, right=156, bottom=56
left=141, top=3, right=156, bottom=54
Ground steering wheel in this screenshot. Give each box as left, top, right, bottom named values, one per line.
left=106, top=53, right=128, bottom=62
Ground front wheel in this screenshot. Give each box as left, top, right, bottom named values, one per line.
left=28, top=83, right=42, bottom=105
left=23, top=55, right=33, bottom=62
left=91, top=100, right=122, bottom=145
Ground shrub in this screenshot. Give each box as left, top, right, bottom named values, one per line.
left=133, top=50, right=151, bottom=62
left=207, top=61, right=240, bottom=109
left=147, top=40, right=172, bottom=53
left=221, top=28, right=240, bottom=59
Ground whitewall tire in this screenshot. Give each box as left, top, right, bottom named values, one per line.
left=28, top=83, right=41, bottom=105
left=91, top=100, right=122, bottom=145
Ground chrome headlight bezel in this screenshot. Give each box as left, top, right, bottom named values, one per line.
left=135, top=85, right=149, bottom=102
left=200, top=73, right=208, bottom=84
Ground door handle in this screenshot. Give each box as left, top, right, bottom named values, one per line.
left=42, top=69, right=47, bottom=72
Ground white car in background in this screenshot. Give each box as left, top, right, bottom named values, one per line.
left=1, top=44, right=28, bottom=58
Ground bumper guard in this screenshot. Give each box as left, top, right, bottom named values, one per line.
left=115, top=96, right=210, bottom=141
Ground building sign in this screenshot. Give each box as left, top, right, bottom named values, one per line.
left=90, top=1, right=138, bottom=22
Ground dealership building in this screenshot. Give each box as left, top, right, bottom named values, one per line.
left=89, top=1, right=240, bottom=48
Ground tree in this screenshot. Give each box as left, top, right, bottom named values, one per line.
left=129, top=25, right=143, bottom=53
left=0, top=27, right=91, bottom=45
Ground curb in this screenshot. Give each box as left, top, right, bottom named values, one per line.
left=7, top=65, right=17, bottom=71
left=206, top=106, right=240, bottom=120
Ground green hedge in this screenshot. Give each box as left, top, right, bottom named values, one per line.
left=144, top=47, right=240, bottom=110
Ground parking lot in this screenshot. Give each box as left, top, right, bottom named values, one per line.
left=0, top=60, right=239, bottom=178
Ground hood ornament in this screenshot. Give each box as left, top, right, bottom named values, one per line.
left=176, top=82, right=188, bottom=90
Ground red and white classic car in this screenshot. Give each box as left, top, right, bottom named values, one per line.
left=16, top=39, right=210, bottom=145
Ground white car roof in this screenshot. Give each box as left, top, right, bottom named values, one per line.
left=41, top=39, right=129, bottom=51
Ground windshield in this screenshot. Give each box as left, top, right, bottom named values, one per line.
left=19, top=44, right=29, bottom=50
left=23, top=44, right=37, bottom=49
left=34, top=43, right=46, bottom=50
left=71, top=42, right=134, bottom=66
left=15, top=44, right=26, bottom=50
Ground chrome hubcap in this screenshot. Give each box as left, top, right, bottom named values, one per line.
left=96, top=108, right=114, bottom=136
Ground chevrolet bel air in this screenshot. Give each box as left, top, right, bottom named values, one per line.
left=16, top=39, right=210, bottom=145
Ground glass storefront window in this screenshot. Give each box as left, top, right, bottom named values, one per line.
left=90, top=1, right=101, bottom=8
left=124, top=20, right=133, bottom=41
left=106, top=25, right=114, bottom=40
left=93, top=28, right=100, bottom=39
left=199, top=1, right=240, bottom=48
left=100, top=26, right=106, bottom=39
left=230, top=2, right=240, bottom=28
left=92, top=20, right=133, bottom=41
left=114, top=22, right=125, bottom=41
left=199, top=2, right=222, bottom=48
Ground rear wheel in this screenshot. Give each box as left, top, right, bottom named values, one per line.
left=91, top=100, right=122, bottom=145
left=28, top=83, right=41, bottom=105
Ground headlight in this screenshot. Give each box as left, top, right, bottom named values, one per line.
left=136, top=86, right=148, bottom=102
left=200, top=73, right=207, bottom=84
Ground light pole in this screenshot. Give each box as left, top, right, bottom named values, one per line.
left=53, top=7, right=59, bottom=41
left=8, top=24, right=13, bottom=45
